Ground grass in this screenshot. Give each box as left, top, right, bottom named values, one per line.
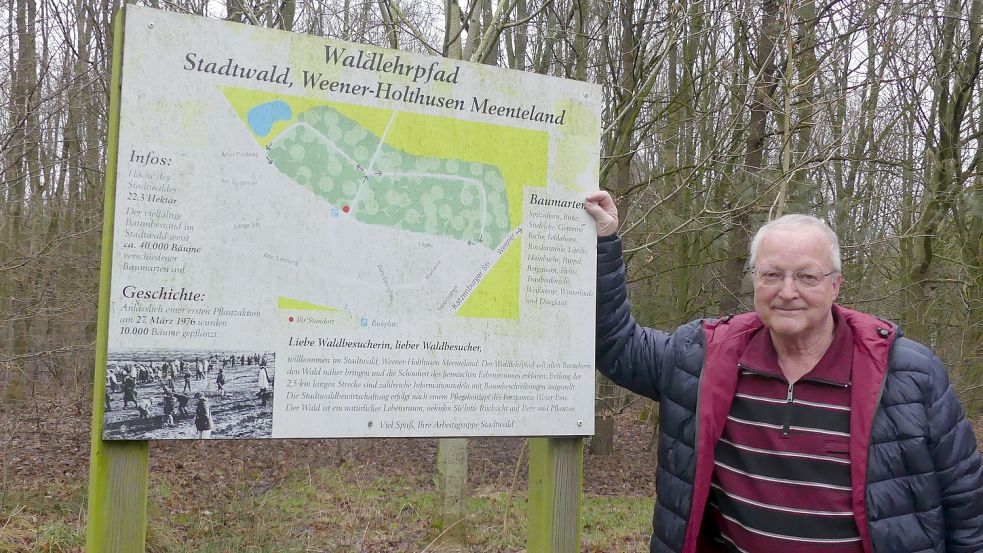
left=1, top=481, right=87, bottom=553
left=0, top=464, right=653, bottom=552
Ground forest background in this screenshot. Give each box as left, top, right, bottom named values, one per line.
left=1, top=0, right=982, bottom=551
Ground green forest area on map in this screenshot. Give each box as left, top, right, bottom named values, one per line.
left=223, top=87, right=549, bottom=319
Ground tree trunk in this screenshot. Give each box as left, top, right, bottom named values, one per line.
left=904, top=0, right=983, bottom=343
left=719, top=0, right=781, bottom=315
left=590, top=416, right=615, bottom=455
left=434, top=27, right=470, bottom=547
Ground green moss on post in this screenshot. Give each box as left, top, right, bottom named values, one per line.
left=86, top=6, right=151, bottom=552
left=528, top=437, right=583, bottom=552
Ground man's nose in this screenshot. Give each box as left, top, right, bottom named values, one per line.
left=777, top=274, right=799, bottom=298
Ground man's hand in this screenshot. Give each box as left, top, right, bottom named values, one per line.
left=585, top=191, right=619, bottom=237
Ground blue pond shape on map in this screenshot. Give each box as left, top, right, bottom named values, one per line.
left=247, top=100, right=293, bottom=137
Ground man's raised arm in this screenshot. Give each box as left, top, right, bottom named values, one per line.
left=584, top=190, right=673, bottom=401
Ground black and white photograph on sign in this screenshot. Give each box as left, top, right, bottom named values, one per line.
left=102, top=349, right=275, bottom=440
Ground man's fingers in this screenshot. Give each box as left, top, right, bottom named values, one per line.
left=585, top=190, right=612, bottom=206
left=585, top=191, right=614, bottom=215
left=584, top=199, right=605, bottom=217
left=584, top=190, right=619, bottom=237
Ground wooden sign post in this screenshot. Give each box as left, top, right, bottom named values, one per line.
left=87, top=6, right=597, bottom=551
left=86, top=9, right=151, bottom=551
left=528, top=437, right=584, bottom=552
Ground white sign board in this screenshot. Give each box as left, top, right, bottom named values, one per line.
left=103, top=6, right=600, bottom=440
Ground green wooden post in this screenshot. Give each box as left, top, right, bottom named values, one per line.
left=86, top=7, right=151, bottom=552
left=528, top=437, right=584, bottom=552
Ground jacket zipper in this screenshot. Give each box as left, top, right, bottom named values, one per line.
left=694, top=330, right=707, bottom=478
left=864, top=339, right=893, bottom=552
left=736, top=362, right=849, bottom=438
left=685, top=325, right=709, bottom=553
left=782, top=382, right=795, bottom=437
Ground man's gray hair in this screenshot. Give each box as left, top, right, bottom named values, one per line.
left=748, top=214, right=841, bottom=272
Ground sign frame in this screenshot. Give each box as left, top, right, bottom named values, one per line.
left=88, top=6, right=592, bottom=551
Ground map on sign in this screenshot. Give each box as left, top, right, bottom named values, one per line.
left=224, top=88, right=543, bottom=321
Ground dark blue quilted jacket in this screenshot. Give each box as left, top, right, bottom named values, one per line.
left=596, top=236, right=983, bottom=552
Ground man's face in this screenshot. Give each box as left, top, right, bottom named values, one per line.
left=752, top=224, right=842, bottom=342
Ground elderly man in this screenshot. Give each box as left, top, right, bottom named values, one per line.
left=585, top=191, right=983, bottom=553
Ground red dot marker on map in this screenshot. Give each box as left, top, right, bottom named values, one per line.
left=288, top=316, right=295, bottom=323
left=342, top=205, right=350, bottom=213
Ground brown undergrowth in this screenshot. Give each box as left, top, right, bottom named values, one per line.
left=6, top=387, right=978, bottom=552
left=0, top=387, right=658, bottom=552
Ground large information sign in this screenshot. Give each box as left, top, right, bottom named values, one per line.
left=103, top=6, right=600, bottom=440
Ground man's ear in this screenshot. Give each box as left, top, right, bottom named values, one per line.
left=831, top=273, right=843, bottom=301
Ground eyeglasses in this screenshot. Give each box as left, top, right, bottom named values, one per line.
left=752, top=269, right=838, bottom=288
